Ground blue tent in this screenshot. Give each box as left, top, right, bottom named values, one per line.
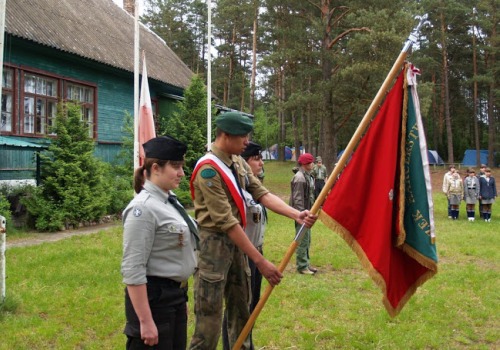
left=427, top=150, right=444, bottom=165
left=269, top=144, right=293, bottom=160
left=461, top=150, right=489, bottom=166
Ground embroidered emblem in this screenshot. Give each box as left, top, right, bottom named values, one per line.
left=133, top=207, right=142, bottom=217
left=201, top=168, right=216, bottom=179
left=388, top=189, right=394, bottom=201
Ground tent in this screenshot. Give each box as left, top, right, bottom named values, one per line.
left=269, top=144, right=293, bottom=160
left=461, top=149, right=489, bottom=166
left=427, top=150, right=444, bottom=165
left=261, top=150, right=275, bottom=160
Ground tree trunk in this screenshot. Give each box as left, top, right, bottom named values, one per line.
left=249, top=2, right=258, bottom=115
left=440, top=11, right=454, bottom=164
left=487, top=15, right=496, bottom=167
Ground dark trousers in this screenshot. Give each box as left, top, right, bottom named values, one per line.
left=125, top=277, right=188, bottom=350
left=222, top=247, right=263, bottom=350
left=314, top=179, right=325, bottom=199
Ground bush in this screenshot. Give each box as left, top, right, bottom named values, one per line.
left=0, top=193, right=12, bottom=226
left=22, top=102, right=110, bottom=231
left=101, top=163, right=134, bottom=215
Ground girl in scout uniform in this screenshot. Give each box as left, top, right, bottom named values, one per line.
left=463, top=168, right=480, bottom=221
left=121, top=136, right=198, bottom=350
left=447, top=171, right=464, bottom=220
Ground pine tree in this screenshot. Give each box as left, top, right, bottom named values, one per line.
left=23, top=103, right=109, bottom=231
left=160, top=75, right=214, bottom=174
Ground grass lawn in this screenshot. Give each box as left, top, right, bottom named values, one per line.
left=1, top=162, right=498, bottom=349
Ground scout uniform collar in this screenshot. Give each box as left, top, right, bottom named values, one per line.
left=143, top=180, right=170, bottom=203
left=209, top=143, right=240, bottom=168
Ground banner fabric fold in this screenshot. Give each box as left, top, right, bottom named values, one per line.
left=319, top=63, right=438, bottom=317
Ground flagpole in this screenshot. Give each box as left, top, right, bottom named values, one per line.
left=133, top=0, right=140, bottom=171
left=232, top=15, right=428, bottom=350
left=206, top=0, right=212, bottom=151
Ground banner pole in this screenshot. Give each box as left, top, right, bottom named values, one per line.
left=232, top=15, right=428, bottom=350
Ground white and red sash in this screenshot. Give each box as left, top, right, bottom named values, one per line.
left=190, top=154, right=247, bottom=228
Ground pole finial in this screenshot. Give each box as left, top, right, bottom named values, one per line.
left=402, top=14, right=430, bottom=53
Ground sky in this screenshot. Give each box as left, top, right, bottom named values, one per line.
left=111, top=0, right=145, bottom=14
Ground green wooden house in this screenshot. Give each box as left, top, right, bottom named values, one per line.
left=1, top=0, right=194, bottom=184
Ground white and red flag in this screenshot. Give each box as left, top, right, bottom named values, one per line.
left=138, top=53, right=156, bottom=166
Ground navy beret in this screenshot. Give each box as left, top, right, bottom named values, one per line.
left=143, top=135, right=187, bottom=161
left=241, top=141, right=262, bottom=159
left=216, top=112, right=253, bottom=135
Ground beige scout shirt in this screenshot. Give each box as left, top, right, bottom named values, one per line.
left=192, top=144, right=269, bottom=233
left=121, top=180, right=197, bottom=285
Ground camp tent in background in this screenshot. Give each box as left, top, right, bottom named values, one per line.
left=261, top=150, right=276, bottom=160
left=269, top=144, right=293, bottom=160
left=427, top=150, right=444, bottom=165
left=461, top=149, right=490, bottom=166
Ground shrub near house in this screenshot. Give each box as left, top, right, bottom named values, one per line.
left=21, top=103, right=126, bottom=232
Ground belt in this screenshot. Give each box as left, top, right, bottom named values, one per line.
left=468, top=188, right=476, bottom=189
left=146, top=276, right=188, bottom=289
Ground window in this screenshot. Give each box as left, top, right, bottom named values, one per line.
left=2, top=66, right=97, bottom=138
left=65, top=82, right=95, bottom=138
left=23, top=73, right=58, bottom=135
left=1, top=68, right=13, bottom=132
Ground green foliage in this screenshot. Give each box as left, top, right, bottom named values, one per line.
left=176, top=177, right=193, bottom=208
left=113, top=111, right=135, bottom=178
left=161, top=75, right=215, bottom=174
left=0, top=293, right=21, bottom=322
left=22, top=103, right=110, bottom=231
left=0, top=194, right=11, bottom=226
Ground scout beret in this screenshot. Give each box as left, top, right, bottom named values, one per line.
left=241, top=141, right=262, bottom=159
left=298, top=153, right=314, bottom=165
left=216, top=112, right=253, bottom=135
left=143, top=135, right=187, bottom=161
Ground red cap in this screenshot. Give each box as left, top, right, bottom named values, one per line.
left=298, top=153, right=314, bottom=165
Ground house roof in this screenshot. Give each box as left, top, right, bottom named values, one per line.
left=0, top=136, right=46, bottom=149
left=5, top=0, right=194, bottom=90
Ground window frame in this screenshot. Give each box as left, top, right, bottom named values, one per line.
left=2, top=65, right=98, bottom=139
left=21, top=71, right=59, bottom=136
left=1, top=66, right=16, bottom=134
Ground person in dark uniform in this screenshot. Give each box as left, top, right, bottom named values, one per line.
left=311, top=156, right=328, bottom=199
left=189, top=112, right=317, bottom=350
left=121, top=135, right=198, bottom=350
left=478, top=164, right=487, bottom=218
left=479, top=167, right=497, bottom=222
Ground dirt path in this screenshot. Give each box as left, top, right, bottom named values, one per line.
left=6, top=222, right=120, bottom=249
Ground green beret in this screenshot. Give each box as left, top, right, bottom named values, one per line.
left=216, top=112, right=253, bottom=135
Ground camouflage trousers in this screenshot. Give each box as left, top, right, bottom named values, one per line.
left=189, top=228, right=252, bottom=350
